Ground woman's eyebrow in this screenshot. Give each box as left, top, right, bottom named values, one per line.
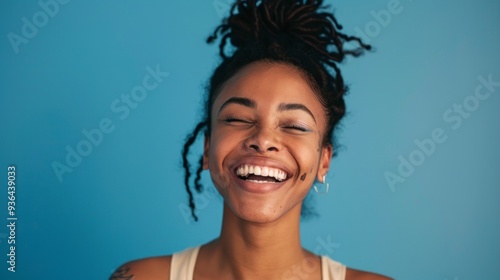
left=278, top=103, right=316, bottom=123
left=218, top=97, right=256, bottom=114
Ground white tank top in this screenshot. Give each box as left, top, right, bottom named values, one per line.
left=170, top=246, right=346, bottom=280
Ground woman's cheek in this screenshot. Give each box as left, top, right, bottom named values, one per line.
left=291, top=138, right=320, bottom=175
left=209, top=140, right=233, bottom=187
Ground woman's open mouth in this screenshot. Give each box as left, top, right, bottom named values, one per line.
left=234, top=164, right=289, bottom=183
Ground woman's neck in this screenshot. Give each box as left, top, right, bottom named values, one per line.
left=198, top=203, right=321, bottom=280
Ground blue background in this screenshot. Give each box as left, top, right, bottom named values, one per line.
left=1, top=0, right=499, bottom=279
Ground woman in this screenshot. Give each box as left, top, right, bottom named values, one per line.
left=111, top=1, right=391, bottom=279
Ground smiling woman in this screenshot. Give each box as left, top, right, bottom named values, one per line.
left=110, top=0, right=391, bottom=279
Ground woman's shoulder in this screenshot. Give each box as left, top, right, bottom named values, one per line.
left=109, top=255, right=172, bottom=280
left=323, top=255, right=392, bottom=279
left=346, top=267, right=393, bottom=280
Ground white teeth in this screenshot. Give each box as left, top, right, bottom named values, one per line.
left=261, top=167, right=269, bottom=177
left=247, top=180, right=271, bottom=183
left=235, top=164, right=287, bottom=181
left=254, top=166, right=261, bottom=176
left=237, top=166, right=245, bottom=176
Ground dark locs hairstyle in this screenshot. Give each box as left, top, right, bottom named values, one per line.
left=181, top=0, right=371, bottom=221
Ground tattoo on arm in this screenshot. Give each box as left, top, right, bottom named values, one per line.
left=109, top=266, right=135, bottom=280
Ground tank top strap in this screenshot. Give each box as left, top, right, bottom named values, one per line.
left=321, top=255, right=346, bottom=280
left=170, top=246, right=200, bottom=280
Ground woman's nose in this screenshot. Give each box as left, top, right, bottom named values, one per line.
left=244, top=127, right=281, bottom=153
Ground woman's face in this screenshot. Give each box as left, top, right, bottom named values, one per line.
left=203, top=62, right=332, bottom=223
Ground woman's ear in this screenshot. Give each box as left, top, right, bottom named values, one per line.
left=317, top=144, right=332, bottom=181
left=203, top=135, right=210, bottom=170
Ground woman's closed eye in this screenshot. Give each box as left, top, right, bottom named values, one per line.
left=222, top=116, right=254, bottom=125
left=283, top=124, right=312, bottom=133
left=224, top=117, right=246, bottom=122
left=281, top=120, right=314, bottom=133
left=220, top=115, right=313, bottom=132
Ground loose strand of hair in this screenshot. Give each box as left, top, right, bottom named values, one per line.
left=181, top=120, right=207, bottom=222
left=219, top=33, right=232, bottom=59
left=194, top=155, right=205, bottom=193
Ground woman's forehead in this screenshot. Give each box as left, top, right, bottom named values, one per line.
left=216, top=62, right=318, bottom=104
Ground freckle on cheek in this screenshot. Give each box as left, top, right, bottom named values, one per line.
left=300, top=173, right=307, bottom=181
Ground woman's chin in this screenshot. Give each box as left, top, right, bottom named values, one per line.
left=224, top=199, right=297, bottom=224
left=235, top=210, right=283, bottom=224
left=217, top=178, right=306, bottom=224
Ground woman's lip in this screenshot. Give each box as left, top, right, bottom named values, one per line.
left=231, top=172, right=287, bottom=194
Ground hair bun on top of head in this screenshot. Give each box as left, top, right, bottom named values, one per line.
left=207, top=0, right=371, bottom=65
